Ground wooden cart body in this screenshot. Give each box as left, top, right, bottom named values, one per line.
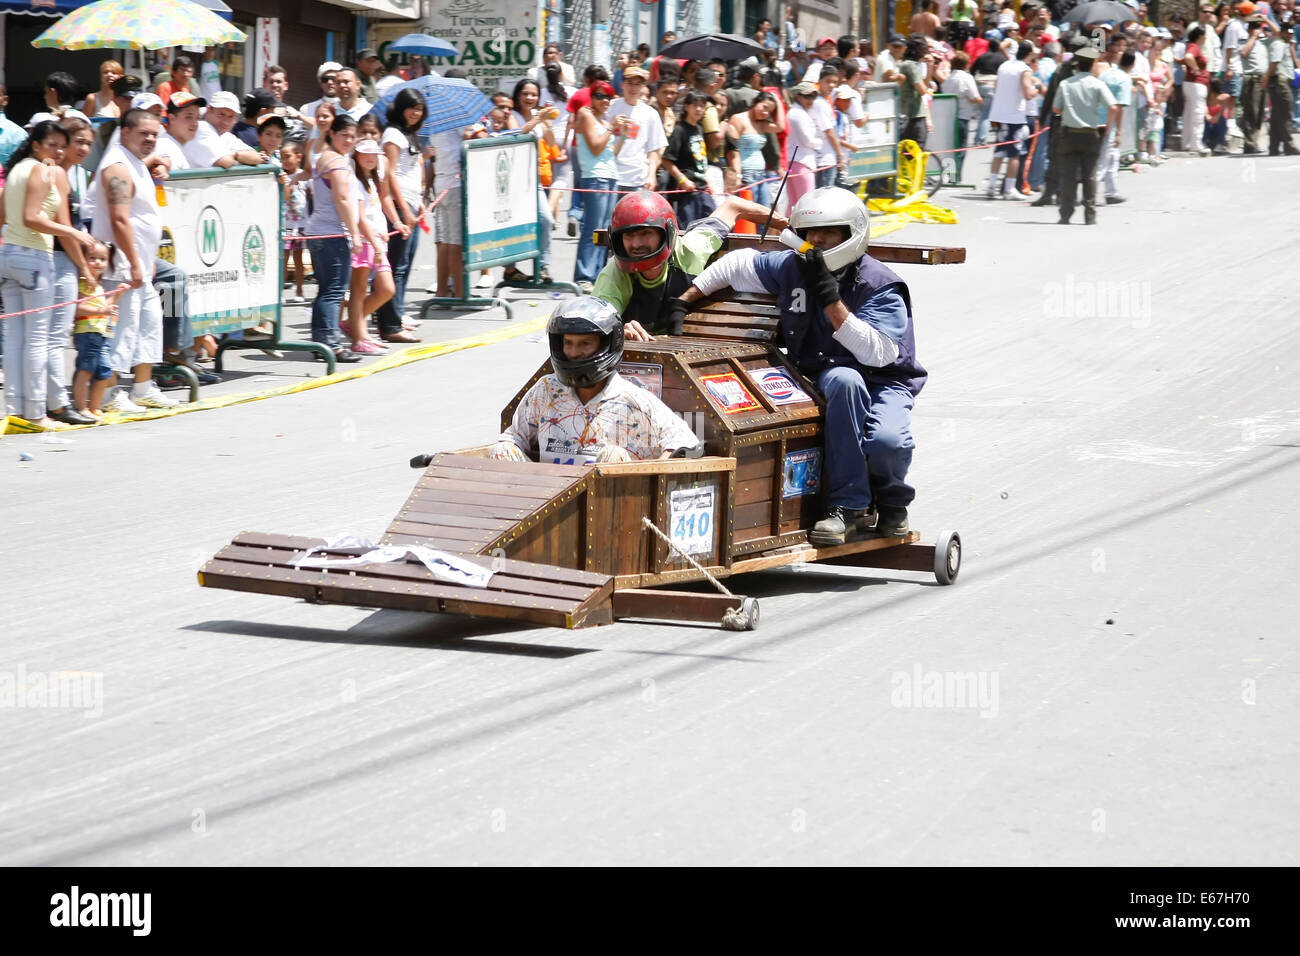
left=199, top=237, right=964, bottom=629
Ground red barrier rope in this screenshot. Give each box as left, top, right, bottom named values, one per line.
left=926, top=125, right=1048, bottom=156
left=0, top=284, right=130, bottom=322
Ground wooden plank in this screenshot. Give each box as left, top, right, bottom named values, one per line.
left=613, top=475, right=654, bottom=574
left=212, top=544, right=606, bottom=602
left=404, top=487, right=556, bottom=511
left=821, top=542, right=937, bottom=573
left=422, top=464, right=582, bottom=490
left=417, top=476, right=564, bottom=499
left=614, top=564, right=729, bottom=588
left=392, top=510, right=519, bottom=531
left=613, top=588, right=743, bottom=623
left=584, top=474, right=616, bottom=573
left=681, top=325, right=776, bottom=343
left=429, top=453, right=588, bottom=480
left=714, top=233, right=967, bottom=264
left=726, top=530, right=922, bottom=574
left=733, top=499, right=772, bottom=528
left=375, top=529, right=489, bottom=552
left=381, top=520, right=499, bottom=543
left=227, top=531, right=611, bottom=586
left=691, top=305, right=780, bottom=322
left=199, top=559, right=585, bottom=617
left=398, top=496, right=533, bottom=521
left=735, top=453, right=776, bottom=483
left=593, top=456, right=735, bottom=477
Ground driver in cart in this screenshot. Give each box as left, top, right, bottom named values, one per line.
left=489, top=296, right=704, bottom=464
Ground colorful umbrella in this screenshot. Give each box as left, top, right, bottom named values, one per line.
left=31, top=0, right=245, bottom=51
left=388, top=33, right=458, bottom=59
left=369, top=75, right=494, bottom=137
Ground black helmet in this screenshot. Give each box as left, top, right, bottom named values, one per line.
left=548, top=296, right=625, bottom=389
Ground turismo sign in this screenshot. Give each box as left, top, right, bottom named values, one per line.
left=377, top=0, right=539, bottom=94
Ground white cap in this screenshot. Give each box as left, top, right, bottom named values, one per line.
left=208, top=90, right=240, bottom=112
left=131, top=92, right=164, bottom=111
left=25, top=111, right=58, bottom=129
left=833, top=85, right=856, bottom=100
left=317, top=60, right=344, bottom=80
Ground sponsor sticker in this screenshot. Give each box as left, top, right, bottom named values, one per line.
left=783, top=448, right=823, bottom=498
left=752, top=366, right=812, bottom=405
left=619, top=362, right=663, bottom=397
left=700, top=372, right=762, bottom=414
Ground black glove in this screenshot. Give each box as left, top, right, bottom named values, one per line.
left=800, top=248, right=841, bottom=308
left=663, top=297, right=689, bottom=336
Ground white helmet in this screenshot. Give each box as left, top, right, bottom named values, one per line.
left=789, top=187, right=870, bottom=274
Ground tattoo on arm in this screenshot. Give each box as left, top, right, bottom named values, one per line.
left=105, top=172, right=132, bottom=207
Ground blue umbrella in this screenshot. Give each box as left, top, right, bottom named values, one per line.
left=388, top=33, right=458, bottom=58
left=369, top=74, right=494, bottom=137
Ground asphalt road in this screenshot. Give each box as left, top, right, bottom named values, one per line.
left=2, top=150, right=1297, bottom=866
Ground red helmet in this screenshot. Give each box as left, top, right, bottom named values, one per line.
left=610, top=190, right=677, bottom=275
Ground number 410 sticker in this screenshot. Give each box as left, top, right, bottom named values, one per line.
left=669, top=485, right=716, bottom=556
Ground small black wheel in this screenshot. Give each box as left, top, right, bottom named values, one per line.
left=934, top=530, right=961, bottom=585
left=741, top=597, right=760, bottom=630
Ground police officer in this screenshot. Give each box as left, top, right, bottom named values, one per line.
left=672, top=187, right=926, bottom=543
left=1051, top=44, right=1119, bottom=225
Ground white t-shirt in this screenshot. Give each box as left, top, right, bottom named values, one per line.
left=1223, top=19, right=1249, bottom=72
left=785, top=103, right=822, bottom=168
left=989, top=58, right=1030, bottom=124
left=605, top=98, right=668, bottom=187
left=803, top=59, right=825, bottom=83
left=199, top=60, right=221, bottom=100
left=873, top=50, right=898, bottom=82
left=429, top=128, right=464, bottom=192
left=155, top=132, right=191, bottom=171
left=381, top=125, right=423, bottom=209
left=941, top=70, right=982, bottom=121
left=808, top=96, right=837, bottom=167
left=338, top=98, right=373, bottom=122
left=183, top=122, right=248, bottom=167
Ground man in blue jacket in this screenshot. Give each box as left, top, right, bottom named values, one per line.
left=671, top=187, right=925, bottom=544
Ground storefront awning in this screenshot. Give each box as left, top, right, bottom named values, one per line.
left=316, top=0, right=419, bottom=21
left=0, top=0, right=231, bottom=20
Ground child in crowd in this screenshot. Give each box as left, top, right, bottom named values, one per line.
left=341, top=138, right=394, bottom=354
left=72, top=240, right=126, bottom=420
left=280, top=141, right=308, bottom=304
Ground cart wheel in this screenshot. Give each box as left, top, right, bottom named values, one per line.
left=741, top=597, right=761, bottom=630
left=934, top=530, right=961, bottom=585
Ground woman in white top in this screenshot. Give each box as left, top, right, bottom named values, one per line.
left=375, top=87, right=426, bottom=342
left=539, top=63, right=575, bottom=221
left=504, top=78, right=559, bottom=283
left=0, top=120, right=95, bottom=427
left=341, top=138, right=395, bottom=354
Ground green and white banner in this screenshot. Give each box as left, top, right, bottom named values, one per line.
left=159, top=167, right=280, bottom=337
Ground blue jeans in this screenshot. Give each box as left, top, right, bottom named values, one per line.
left=1, top=243, right=57, bottom=420
left=816, top=367, right=916, bottom=510
left=815, top=164, right=837, bottom=188
left=955, top=118, right=975, bottom=179
left=976, top=82, right=996, bottom=143
left=1028, top=121, right=1049, bottom=188
left=537, top=187, right=553, bottom=268
left=376, top=199, right=420, bottom=336
left=742, top=168, right=775, bottom=207
left=153, top=257, right=191, bottom=350
left=308, top=237, right=351, bottom=349
left=568, top=148, right=584, bottom=230
left=574, top=177, right=615, bottom=283
left=50, top=250, right=77, bottom=409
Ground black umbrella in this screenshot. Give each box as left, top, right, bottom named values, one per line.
left=657, top=32, right=767, bottom=62
left=1061, top=0, right=1140, bottom=24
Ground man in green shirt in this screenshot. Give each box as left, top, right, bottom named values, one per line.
left=1266, top=23, right=1300, bottom=155
left=1239, top=16, right=1272, bottom=154
left=1051, top=46, right=1119, bottom=225
left=592, top=190, right=788, bottom=340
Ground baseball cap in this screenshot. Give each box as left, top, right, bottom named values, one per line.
left=984, top=29, right=1003, bottom=41
left=356, top=48, right=380, bottom=61
left=243, top=88, right=277, bottom=114
left=816, top=36, right=837, bottom=48
left=623, top=65, right=649, bottom=80
left=353, top=138, right=381, bottom=154
left=889, top=33, right=907, bottom=45
left=208, top=91, right=240, bottom=112
left=167, top=90, right=206, bottom=112
left=130, top=92, right=164, bottom=112
left=1144, top=25, right=1160, bottom=36
left=256, top=113, right=287, bottom=129
left=1237, top=1, right=1256, bottom=13
left=833, top=85, right=856, bottom=100
left=1073, top=44, right=1102, bottom=60
left=792, top=80, right=819, bottom=95
left=24, top=111, right=58, bottom=129
left=316, top=60, right=343, bottom=80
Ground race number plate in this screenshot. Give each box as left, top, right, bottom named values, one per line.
left=669, top=485, right=716, bottom=556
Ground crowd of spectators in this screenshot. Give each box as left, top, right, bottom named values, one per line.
left=4, top=2, right=1298, bottom=423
